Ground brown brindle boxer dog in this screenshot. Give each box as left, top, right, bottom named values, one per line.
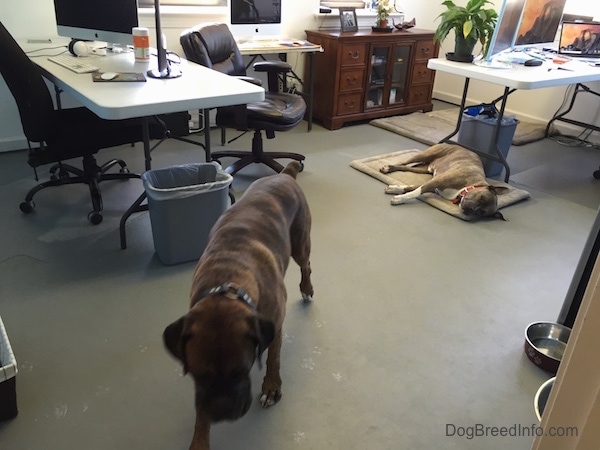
left=163, top=161, right=313, bottom=450
left=380, top=143, right=509, bottom=220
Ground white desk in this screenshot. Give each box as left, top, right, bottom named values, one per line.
left=236, top=38, right=323, bottom=131
left=427, top=57, right=600, bottom=181
left=27, top=45, right=264, bottom=248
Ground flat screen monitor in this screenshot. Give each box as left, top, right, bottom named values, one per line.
left=53, top=0, right=139, bottom=46
left=230, top=0, right=282, bottom=39
left=559, top=21, right=600, bottom=58
left=477, top=0, right=527, bottom=67
left=515, top=0, right=567, bottom=47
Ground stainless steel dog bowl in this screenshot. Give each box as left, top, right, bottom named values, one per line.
left=534, top=377, right=555, bottom=422
left=524, top=322, right=571, bottom=374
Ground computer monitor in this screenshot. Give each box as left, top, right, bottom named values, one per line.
left=514, top=0, right=567, bottom=47
left=230, top=0, right=282, bottom=39
left=476, top=0, right=527, bottom=68
left=53, top=0, right=139, bottom=46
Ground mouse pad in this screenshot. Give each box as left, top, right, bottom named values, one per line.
left=92, top=72, right=146, bottom=82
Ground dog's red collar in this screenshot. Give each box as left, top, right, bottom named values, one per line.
left=194, top=283, right=256, bottom=309
left=452, top=185, right=488, bottom=204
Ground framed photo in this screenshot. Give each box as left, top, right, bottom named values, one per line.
left=339, top=7, right=358, bottom=32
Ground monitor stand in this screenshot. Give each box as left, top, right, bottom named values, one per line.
left=146, top=0, right=181, bottom=79
left=474, top=58, right=512, bottom=69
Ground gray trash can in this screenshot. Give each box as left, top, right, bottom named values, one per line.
left=142, top=162, right=232, bottom=265
left=457, top=109, right=519, bottom=177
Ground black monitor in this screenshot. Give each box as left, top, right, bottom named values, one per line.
left=230, top=0, right=282, bottom=39
left=53, top=0, right=139, bottom=46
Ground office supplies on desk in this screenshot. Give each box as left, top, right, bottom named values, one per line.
left=48, top=54, right=99, bottom=73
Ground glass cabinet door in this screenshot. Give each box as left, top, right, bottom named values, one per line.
left=366, top=43, right=411, bottom=109
left=366, top=45, right=389, bottom=109
left=389, top=45, right=410, bottom=105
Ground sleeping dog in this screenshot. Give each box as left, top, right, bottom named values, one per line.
left=380, top=143, right=509, bottom=220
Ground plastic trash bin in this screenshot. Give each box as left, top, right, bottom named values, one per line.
left=457, top=107, right=519, bottom=177
left=0, top=316, right=18, bottom=421
left=142, top=162, right=232, bottom=265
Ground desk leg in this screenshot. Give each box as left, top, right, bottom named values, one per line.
left=545, top=83, right=600, bottom=138
left=120, top=117, right=152, bottom=249
left=307, top=51, right=315, bottom=132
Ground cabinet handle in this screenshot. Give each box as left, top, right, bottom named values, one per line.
left=344, top=100, right=355, bottom=108
left=349, top=51, right=360, bottom=59
left=346, top=76, right=358, bottom=84
left=421, top=47, right=431, bottom=54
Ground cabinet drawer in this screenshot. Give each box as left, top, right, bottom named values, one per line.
left=341, top=44, right=367, bottom=66
left=337, top=93, right=363, bottom=115
left=408, top=84, right=433, bottom=105
left=339, top=69, right=365, bottom=92
left=411, top=63, right=433, bottom=84
left=414, top=40, right=435, bottom=61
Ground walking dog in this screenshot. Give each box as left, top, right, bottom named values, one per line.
left=163, top=161, right=313, bottom=449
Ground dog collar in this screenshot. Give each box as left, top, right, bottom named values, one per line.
left=452, top=185, right=488, bottom=204
left=195, top=283, right=257, bottom=310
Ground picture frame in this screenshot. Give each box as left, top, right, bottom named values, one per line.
left=339, top=7, right=358, bottom=32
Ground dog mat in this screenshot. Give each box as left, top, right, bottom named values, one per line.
left=370, top=108, right=554, bottom=147
left=350, top=149, right=530, bottom=221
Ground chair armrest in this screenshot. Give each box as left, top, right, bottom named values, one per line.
left=235, top=75, right=263, bottom=86
left=253, top=60, right=292, bottom=74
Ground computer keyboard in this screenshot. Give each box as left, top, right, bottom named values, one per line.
left=47, top=54, right=99, bottom=74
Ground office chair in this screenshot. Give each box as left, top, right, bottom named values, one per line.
left=180, top=23, right=306, bottom=175
left=0, top=20, right=172, bottom=224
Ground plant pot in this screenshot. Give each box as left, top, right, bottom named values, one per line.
left=377, top=19, right=388, bottom=28
left=454, top=34, right=476, bottom=58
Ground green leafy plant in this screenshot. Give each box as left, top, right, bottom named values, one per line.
left=433, top=0, right=498, bottom=56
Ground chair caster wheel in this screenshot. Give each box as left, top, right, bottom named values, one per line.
left=119, top=167, right=130, bottom=174
left=20, top=201, right=35, bottom=214
left=88, top=211, right=103, bottom=225
left=299, top=161, right=304, bottom=172
left=594, top=170, right=600, bottom=179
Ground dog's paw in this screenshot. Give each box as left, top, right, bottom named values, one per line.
left=260, top=389, right=282, bottom=408
left=385, top=184, right=405, bottom=195
left=301, top=293, right=313, bottom=303
left=380, top=165, right=391, bottom=174
left=390, top=195, right=407, bottom=205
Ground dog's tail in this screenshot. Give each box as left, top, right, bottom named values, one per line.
left=281, top=161, right=302, bottom=179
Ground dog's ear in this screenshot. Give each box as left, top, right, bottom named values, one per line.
left=163, top=317, right=191, bottom=373
left=252, top=318, right=275, bottom=369
left=489, top=186, right=511, bottom=196
left=493, top=211, right=507, bottom=221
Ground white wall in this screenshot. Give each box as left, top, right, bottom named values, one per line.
left=1, top=0, right=599, bottom=153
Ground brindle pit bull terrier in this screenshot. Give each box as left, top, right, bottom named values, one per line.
left=163, top=161, right=313, bottom=450
left=380, top=143, right=509, bottom=220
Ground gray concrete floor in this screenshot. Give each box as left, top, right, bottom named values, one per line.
left=1, top=104, right=599, bottom=449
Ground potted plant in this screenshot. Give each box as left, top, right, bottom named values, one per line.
left=375, top=0, right=393, bottom=28
left=433, top=0, right=498, bottom=62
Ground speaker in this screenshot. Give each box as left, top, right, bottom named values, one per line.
left=68, top=40, right=90, bottom=57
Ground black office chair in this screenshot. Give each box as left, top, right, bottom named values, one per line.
left=180, top=23, right=306, bottom=176
left=0, top=20, right=173, bottom=224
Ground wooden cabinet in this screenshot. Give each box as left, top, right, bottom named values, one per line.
left=305, top=29, right=439, bottom=130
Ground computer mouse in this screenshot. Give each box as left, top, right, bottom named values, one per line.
left=524, top=59, right=543, bottom=67
left=100, top=72, right=119, bottom=80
